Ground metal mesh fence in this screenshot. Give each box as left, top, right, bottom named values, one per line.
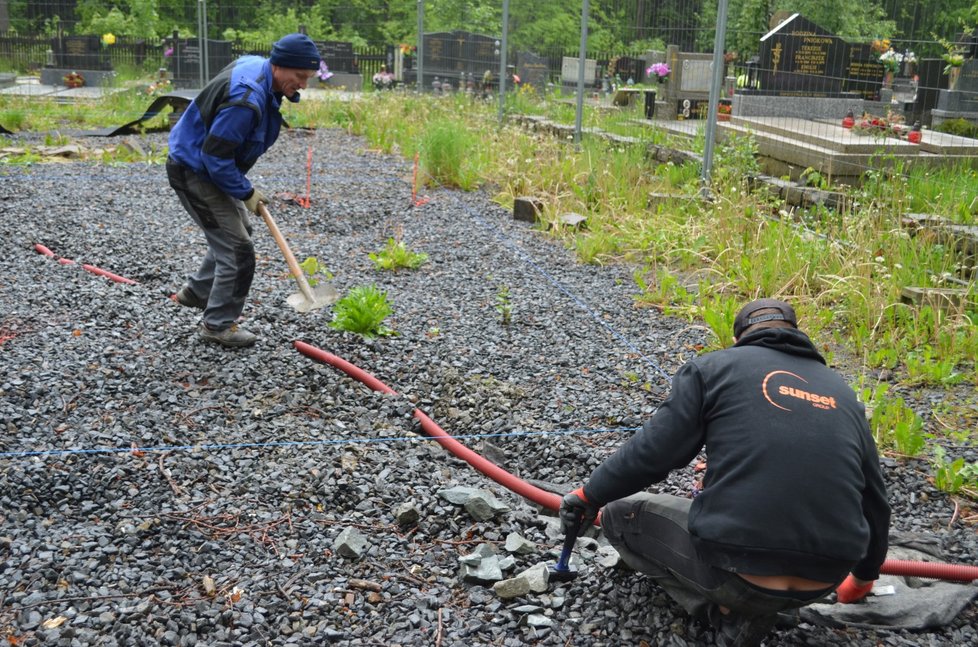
left=1, top=1, right=976, bottom=182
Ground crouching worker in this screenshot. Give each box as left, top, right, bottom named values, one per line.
left=560, top=298, right=890, bottom=646
left=167, top=34, right=320, bottom=347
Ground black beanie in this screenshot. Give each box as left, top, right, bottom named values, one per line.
left=269, top=33, right=321, bottom=70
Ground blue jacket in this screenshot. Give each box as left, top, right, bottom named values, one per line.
left=168, top=56, right=285, bottom=199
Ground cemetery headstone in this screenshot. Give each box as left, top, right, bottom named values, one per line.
left=679, top=59, right=712, bottom=93
left=911, top=58, right=947, bottom=126
left=412, top=30, right=498, bottom=90
left=54, top=35, right=109, bottom=70
left=756, top=13, right=848, bottom=96
left=313, top=39, right=362, bottom=90
left=934, top=58, right=978, bottom=122
left=40, top=34, right=115, bottom=87
left=316, top=40, right=356, bottom=73
left=843, top=43, right=885, bottom=101
left=167, top=37, right=234, bottom=89
left=616, top=56, right=645, bottom=84
left=561, top=56, right=598, bottom=86
left=517, top=51, right=549, bottom=89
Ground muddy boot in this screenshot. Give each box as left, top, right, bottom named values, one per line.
left=174, top=286, right=207, bottom=310
left=198, top=323, right=256, bottom=348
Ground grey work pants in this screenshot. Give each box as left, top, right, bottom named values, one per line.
left=601, top=493, right=836, bottom=623
left=167, top=159, right=255, bottom=331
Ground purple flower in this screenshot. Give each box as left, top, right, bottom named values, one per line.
left=646, top=62, right=670, bottom=78
left=317, top=60, right=334, bottom=81
left=164, top=47, right=174, bottom=57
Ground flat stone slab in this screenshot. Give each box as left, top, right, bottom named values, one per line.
left=735, top=116, right=920, bottom=155
left=0, top=83, right=62, bottom=97
left=0, top=82, right=125, bottom=102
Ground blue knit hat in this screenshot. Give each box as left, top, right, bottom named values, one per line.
left=270, top=33, right=321, bottom=70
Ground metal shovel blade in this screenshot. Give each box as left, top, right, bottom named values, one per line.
left=257, top=203, right=339, bottom=314
left=287, top=282, right=339, bottom=313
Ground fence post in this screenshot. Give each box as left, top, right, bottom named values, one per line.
left=701, top=0, right=730, bottom=187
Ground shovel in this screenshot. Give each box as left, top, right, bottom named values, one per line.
left=257, top=202, right=338, bottom=312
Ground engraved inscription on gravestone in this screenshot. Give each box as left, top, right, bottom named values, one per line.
left=757, top=13, right=846, bottom=96
left=561, top=57, right=597, bottom=85
left=169, top=39, right=233, bottom=88
left=55, top=35, right=108, bottom=70
left=316, top=41, right=356, bottom=73
left=680, top=59, right=712, bottom=93
left=517, top=51, right=549, bottom=89
left=422, top=31, right=497, bottom=77
left=843, top=43, right=884, bottom=101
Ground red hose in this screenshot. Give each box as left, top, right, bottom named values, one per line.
left=293, top=341, right=978, bottom=583
left=881, top=559, right=978, bottom=582
left=80, top=264, right=138, bottom=285
left=34, top=243, right=137, bottom=285
left=293, top=340, right=561, bottom=511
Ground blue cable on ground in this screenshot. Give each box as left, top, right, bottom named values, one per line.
left=0, top=426, right=637, bottom=460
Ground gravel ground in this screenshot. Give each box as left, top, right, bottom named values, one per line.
left=1, top=125, right=976, bottom=646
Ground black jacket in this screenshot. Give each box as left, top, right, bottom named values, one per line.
left=583, top=327, right=890, bottom=582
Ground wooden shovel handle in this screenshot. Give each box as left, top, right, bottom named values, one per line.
left=257, top=202, right=316, bottom=303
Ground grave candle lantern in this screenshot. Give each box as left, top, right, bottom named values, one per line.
left=908, top=121, right=922, bottom=144
left=842, top=111, right=855, bottom=129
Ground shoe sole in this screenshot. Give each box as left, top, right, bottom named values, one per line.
left=198, top=333, right=256, bottom=348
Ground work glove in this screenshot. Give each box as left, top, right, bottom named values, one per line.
left=835, top=574, right=874, bottom=603
left=243, top=188, right=268, bottom=214
left=559, top=487, right=600, bottom=538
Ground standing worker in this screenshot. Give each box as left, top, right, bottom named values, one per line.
left=167, top=33, right=321, bottom=347
left=560, top=298, right=890, bottom=646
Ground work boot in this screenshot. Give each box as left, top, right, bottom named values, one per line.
left=198, top=323, right=257, bottom=348
left=174, top=286, right=207, bottom=310
left=709, top=606, right=777, bottom=647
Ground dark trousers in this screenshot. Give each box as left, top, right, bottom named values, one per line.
left=166, top=159, right=255, bottom=331
left=601, top=493, right=835, bottom=623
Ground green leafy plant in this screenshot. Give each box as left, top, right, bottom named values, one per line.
left=800, top=166, right=829, bottom=190
left=932, top=447, right=978, bottom=496
left=369, top=238, right=428, bottom=271
left=299, top=256, right=334, bottom=287
left=496, top=285, right=513, bottom=325
left=329, top=285, right=394, bottom=339
left=904, top=345, right=965, bottom=386
left=865, top=387, right=926, bottom=457
left=0, top=109, right=26, bottom=131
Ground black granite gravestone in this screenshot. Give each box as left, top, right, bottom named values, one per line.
left=756, top=13, right=848, bottom=96
left=937, top=59, right=978, bottom=112
left=316, top=40, right=356, bottom=73
left=424, top=30, right=496, bottom=75
left=517, top=51, right=549, bottom=89
left=53, top=35, right=110, bottom=70
left=168, top=38, right=233, bottom=89
left=411, top=30, right=499, bottom=90
left=843, top=43, right=885, bottom=101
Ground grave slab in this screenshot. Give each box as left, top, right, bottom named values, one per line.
left=0, top=83, right=60, bottom=97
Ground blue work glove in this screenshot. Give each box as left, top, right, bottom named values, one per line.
left=559, top=487, right=600, bottom=538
